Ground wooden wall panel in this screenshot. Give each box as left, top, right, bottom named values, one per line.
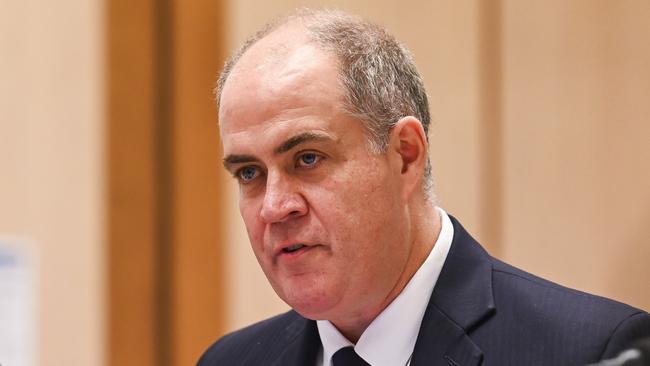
left=107, top=0, right=226, bottom=365
left=170, top=0, right=227, bottom=364
left=107, top=0, right=158, bottom=364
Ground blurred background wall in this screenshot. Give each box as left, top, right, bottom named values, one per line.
left=0, top=0, right=105, bottom=365
left=0, top=1, right=648, bottom=366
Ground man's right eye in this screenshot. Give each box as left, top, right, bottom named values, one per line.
left=237, top=166, right=260, bottom=183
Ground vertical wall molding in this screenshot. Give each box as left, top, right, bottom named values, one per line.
left=478, top=0, right=504, bottom=254
left=107, top=0, right=226, bottom=365
left=153, top=0, right=174, bottom=364
left=107, top=0, right=158, bottom=364
left=169, top=0, right=227, bottom=364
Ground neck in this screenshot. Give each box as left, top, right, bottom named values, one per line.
left=334, top=204, right=442, bottom=343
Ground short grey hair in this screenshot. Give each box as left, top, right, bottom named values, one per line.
left=215, top=8, right=434, bottom=198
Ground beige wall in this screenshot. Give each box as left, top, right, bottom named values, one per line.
left=501, top=0, right=650, bottom=310
left=222, top=0, right=650, bottom=332
left=0, top=0, right=105, bottom=365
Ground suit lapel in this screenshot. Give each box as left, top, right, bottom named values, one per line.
left=411, top=305, right=483, bottom=366
left=271, top=316, right=320, bottom=366
left=411, top=216, right=496, bottom=366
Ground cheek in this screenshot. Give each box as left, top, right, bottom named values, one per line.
left=316, top=163, right=400, bottom=243
left=239, top=198, right=264, bottom=248
left=337, top=163, right=396, bottom=213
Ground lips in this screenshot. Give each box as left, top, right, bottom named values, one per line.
left=275, top=242, right=317, bottom=258
left=283, top=243, right=306, bottom=253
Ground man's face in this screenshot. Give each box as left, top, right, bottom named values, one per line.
left=219, top=29, right=414, bottom=322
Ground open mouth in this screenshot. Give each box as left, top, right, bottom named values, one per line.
left=282, top=244, right=306, bottom=254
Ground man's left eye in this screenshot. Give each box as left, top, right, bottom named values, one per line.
left=296, top=153, right=322, bottom=167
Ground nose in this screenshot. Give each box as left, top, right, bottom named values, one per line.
left=259, top=172, right=308, bottom=224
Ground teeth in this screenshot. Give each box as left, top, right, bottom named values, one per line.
left=284, top=244, right=305, bottom=253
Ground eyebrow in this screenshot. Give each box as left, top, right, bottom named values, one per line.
left=273, top=131, right=334, bottom=154
left=222, top=154, right=259, bottom=171
left=222, top=131, right=336, bottom=171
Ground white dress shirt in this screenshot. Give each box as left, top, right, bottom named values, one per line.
left=316, top=207, right=454, bottom=366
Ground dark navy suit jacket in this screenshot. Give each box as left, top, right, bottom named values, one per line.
left=198, top=217, right=650, bottom=365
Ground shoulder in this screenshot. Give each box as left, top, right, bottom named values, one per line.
left=445, top=214, right=649, bottom=355
left=491, top=257, right=643, bottom=320
left=197, top=310, right=310, bottom=366
left=488, top=258, right=650, bottom=358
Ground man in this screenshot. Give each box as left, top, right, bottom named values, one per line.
left=199, top=9, right=650, bottom=366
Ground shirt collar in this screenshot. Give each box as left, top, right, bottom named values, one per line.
left=317, top=207, right=454, bottom=366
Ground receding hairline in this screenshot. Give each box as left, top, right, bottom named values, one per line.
left=215, top=9, right=366, bottom=108
left=220, top=24, right=336, bottom=98
left=217, top=31, right=348, bottom=130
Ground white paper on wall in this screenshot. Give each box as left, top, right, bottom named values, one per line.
left=0, top=238, right=36, bottom=366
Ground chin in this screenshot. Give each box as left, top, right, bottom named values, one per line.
left=289, top=300, right=338, bottom=321
left=275, top=280, right=342, bottom=320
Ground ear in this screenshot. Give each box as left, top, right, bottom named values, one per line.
left=388, top=116, right=428, bottom=200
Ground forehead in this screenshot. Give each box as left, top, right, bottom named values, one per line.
left=219, top=24, right=349, bottom=143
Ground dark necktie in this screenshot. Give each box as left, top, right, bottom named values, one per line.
left=332, top=346, right=370, bottom=366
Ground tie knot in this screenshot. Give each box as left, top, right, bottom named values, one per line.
left=332, top=346, right=370, bottom=366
